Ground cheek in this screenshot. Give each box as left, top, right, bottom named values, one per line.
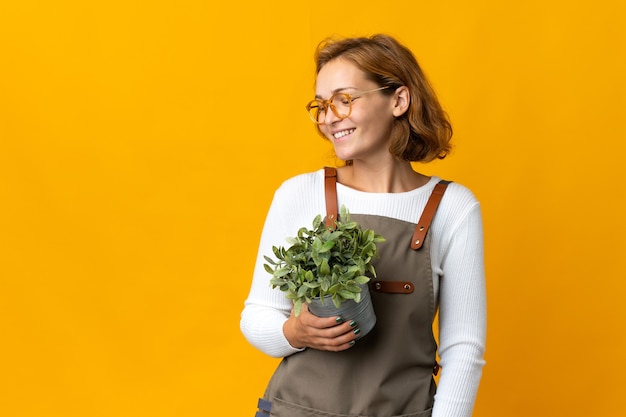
left=317, top=125, right=331, bottom=139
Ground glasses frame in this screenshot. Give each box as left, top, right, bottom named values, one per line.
left=305, top=86, right=389, bottom=124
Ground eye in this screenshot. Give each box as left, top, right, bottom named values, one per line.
left=337, top=95, right=351, bottom=105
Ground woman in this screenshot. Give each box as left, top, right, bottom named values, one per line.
left=241, top=34, right=486, bottom=417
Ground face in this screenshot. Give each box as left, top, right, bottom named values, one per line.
left=315, top=58, right=398, bottom=163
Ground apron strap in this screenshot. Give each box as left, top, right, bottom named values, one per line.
left=324, top=166, right=339, bottom=229
left=323, top=167, right=451, bottom=250
left=411, top=180, right=452, bottom=250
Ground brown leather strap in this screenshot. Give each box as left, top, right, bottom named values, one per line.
left=370, top=280, right=414, bottom=294
left=411, top=180, right=451, bottom=250
left=433, top=363, right=440, bottom=376
left=324, top=167, right=338, bottom=229
left=324, top=168, right=450, bottom=249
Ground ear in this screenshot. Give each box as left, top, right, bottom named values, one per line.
left=391, top=86, right=410, bottom=118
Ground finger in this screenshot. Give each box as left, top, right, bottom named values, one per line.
left=322, top=319, right=359, bottom=338
left=314, top=327, right=360, bottom=351
left=299, top=305, right=345, bottom=329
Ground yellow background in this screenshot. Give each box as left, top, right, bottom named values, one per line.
left=1, top=1, right=625, bottom=416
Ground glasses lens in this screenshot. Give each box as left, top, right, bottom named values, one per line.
left=306, top=94, right=353, bottom=124
left=330, top=94, right=351, bottom=119
left=307, top=100, right=325, bottom=123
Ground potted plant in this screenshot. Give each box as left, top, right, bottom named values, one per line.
left=264, top=206, right=385, bottom=339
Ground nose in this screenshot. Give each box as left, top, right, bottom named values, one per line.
left=321, top=104, right=340, bottom=125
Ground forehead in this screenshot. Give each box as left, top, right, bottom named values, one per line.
left=315, top=58, right=371, bottom=95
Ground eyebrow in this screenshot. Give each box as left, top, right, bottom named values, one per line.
left=315, top=86, right=358, bottom=100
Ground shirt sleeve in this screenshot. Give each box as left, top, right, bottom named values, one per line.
left=239, top=182, right=307, bottom=358
left=432, top=201, right=487, bottom=417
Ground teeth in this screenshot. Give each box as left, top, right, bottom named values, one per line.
left=333, top=128, right=355, bottom=139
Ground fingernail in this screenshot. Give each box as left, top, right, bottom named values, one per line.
left=348, top=341, right=355, bottom=347
left=335, top=316, right=343, bottom=323
left=353, top=328, right=361, bottom=335
left=350, top=320, right=357, bottom=327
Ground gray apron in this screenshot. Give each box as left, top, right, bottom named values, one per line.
left=258, top=168, right=450, bottom=417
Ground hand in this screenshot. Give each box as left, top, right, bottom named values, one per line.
left=283, top=304, right=359, bottom=352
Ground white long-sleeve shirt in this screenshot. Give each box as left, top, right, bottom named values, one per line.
left=241, top=169, right=486, bottom=417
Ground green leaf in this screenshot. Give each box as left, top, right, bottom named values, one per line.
left=312, top=214, right=323, bottom=229
left=297, top=285, right=309, bottom=297
left=263, top=255, right=277, bottom=265
left=345, top=284, right=362, bottom=293
left=327, top=231, right=344, bottom=241
left=339, top=205, right=349, bottom=220
left=273, top=267, right=291, bottom=278
left=354, top=275, right=370, bottom=285
left=338, top=290, right=356, bottom=300
left=331, top=294, right=342, bottom=309
left=341, top=221, right=358, bottom=230
left=304, top=270, right=315, bottom=282
left=328, top=283, right=341, bottom=293
left=318, top=240, right=336, bottom=253
left=320, top=258, right=330, bottom=275
left=294, top=299, right=303, bottom=317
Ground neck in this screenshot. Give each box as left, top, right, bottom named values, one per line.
left=337, top=160, right=430, bottom=193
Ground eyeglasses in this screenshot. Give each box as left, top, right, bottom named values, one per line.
left=305, top=86, right=389, bottom=124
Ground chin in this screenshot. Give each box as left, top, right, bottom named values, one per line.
left=333, top=152, right=353, bottom=162
left=332, top=145, right=355, bottom=161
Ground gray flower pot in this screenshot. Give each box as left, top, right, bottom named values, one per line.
left=308, top=284, right=376, bottom=340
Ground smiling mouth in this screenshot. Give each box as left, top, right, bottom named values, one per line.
left=333, top=128, right=355, bottom=139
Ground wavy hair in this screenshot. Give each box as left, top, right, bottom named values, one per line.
left=314, top=34, right=452, bottom=162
